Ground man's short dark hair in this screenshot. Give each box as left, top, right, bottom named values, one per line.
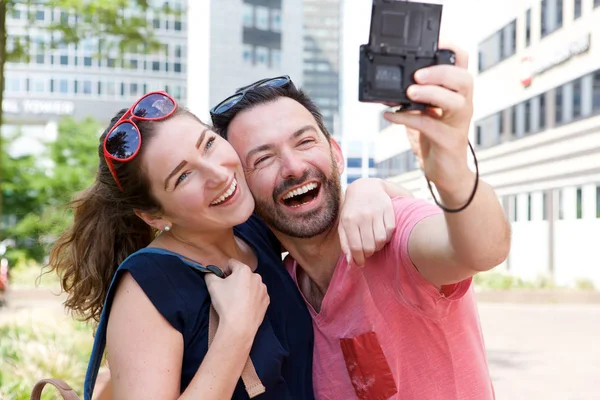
left=210, top=84, right=332, bottom=141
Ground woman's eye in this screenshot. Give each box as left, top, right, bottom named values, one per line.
left=205, top=136, right=215, bottom=151
left=175, top=171, right=190, bottom=187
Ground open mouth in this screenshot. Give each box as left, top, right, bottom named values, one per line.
left=210, top=178, right=238, bottom=206
left=281, top=182, right=320, bottom=208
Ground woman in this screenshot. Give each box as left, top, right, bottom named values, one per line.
left=48, top=92, right=396, bottom=399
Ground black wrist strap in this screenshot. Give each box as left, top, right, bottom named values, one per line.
left=425, top=141, right=479, bottom=213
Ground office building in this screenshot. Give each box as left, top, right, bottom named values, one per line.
left=187, top=0, right=304, bottom=122
left=377, top=0, right=600, bottom=288
left=3, top=0, right=188, bottom=144
left=302, top=0, right=341, bottom=134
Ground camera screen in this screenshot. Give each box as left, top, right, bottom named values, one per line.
left=374, top=65, right=403, bottom=90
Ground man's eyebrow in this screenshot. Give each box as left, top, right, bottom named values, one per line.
left=164, top=129, right=210, bottom=190
left=245, top=125, right=317, bottom=164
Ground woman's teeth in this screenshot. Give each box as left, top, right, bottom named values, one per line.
left=211, top=179, right=237, bottom=205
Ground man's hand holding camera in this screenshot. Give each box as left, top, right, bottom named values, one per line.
left=384, top=42, right=476, bottom=210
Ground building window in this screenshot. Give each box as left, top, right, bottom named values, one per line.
left=511, top=106, right=517, bottom=135
left=539, top=93, right=546, bottom=129
left=36, top=10, right=45, bottom=21
left=153, top=18, right=160, bottom=29
left=60, top=55, right=69, bottom=65
left=174, top=63, right=181, bottom=73
left=576, top=187, right=583, bottom=219
left=73, top=80, right=78, bottom=93
left=347, top=158, right=362, bottom=168
left=106, top=81, right=115, bottom=96
left=478, top=20, right=516, bottom=72
left=83, top=56, right=92, bottom=67
left=152, top=61, right=160, bottom=71
left=525, top=9, right=531, bottom=47
left=555, top=85, right=563, bottom=125
left=7, top=77, right=20, bottom=92
left=271, top=49, right=281, bottom=68
left=255, top=6, right=269, bottom=30
left=243, top=44, right=254, bottom=64
left=107, top=58, right=116, bottom=68
left=574, top=0, right=582, bottom=19
left=243, top=3, right=254, bottom=27
left=130, top=83, right=138, bottom=96
left=524, top=100, right=531, bottom=133
left=256, top=46, right=268, bottom=66
left=59, top=79, right=68, bottom=93
left=597, top=185, right=600, bottom=218
left=175, top=45, right=182, bottom=58
left=573, top=78, right=582, bottom=119
left=97, top=81, right=102, bottom=95
left=543, top=192, right=548, bottom=220
left=512, top=196, right=518, bottom=222
left=527, top=194, right=532, bottom=221
left=36, top=54, right=45, bottom=64
left=34, top=79, right=44, bottom=92
left=593, top=71, right=600, bottom=112
left=476, top=125, right=482, bottom=146
left=83, top=80, right=92, bottom=94
left=541, top=0, right=563, bottom=38
left=174, top=20, right=182, bottom=31
left=271, top=9, right=282, bottom=32
left=558, top=189, right=564, bottom=220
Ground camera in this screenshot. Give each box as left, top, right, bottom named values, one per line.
left=358, top=0, right=455, bottom=111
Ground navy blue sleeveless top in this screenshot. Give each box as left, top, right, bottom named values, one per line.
left=83, top=215, right=314, bottom=400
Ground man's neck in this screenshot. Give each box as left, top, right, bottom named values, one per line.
left=275, top=222, right=341, bottom=312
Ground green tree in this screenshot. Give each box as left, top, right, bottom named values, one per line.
left=4, top=116, right=100, bottom=263
left=0, top=0, right=178, bottom=239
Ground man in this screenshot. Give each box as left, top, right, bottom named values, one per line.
left=211, top=43, right=511, bottom=400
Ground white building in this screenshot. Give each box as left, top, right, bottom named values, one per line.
left=187, top=0, right=304, bottom=122
left=378, top=0, right=600, bottom=289
left=4, top=0, right=188, bottom=134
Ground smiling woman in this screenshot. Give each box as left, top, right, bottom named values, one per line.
left=44, top=92, right=316, bottom=400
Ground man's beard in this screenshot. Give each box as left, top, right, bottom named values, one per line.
left=254, top=160, right=342, bottom=239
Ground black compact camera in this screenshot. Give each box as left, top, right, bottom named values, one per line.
left=358, top=0, right=455, bottom=111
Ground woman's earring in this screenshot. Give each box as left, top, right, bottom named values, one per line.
left=163, top=225, right=171, bottom=232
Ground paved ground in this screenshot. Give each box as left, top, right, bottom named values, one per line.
left=478, top=303, right=600, bottom=400
left=2, top=288, right=599, bottom=399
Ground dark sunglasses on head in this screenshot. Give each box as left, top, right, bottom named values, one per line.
left=209, top=75, right=293, bottom=117
left=103, top=91, right=177, bottom=191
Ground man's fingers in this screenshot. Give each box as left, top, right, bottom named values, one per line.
left=338, top=225, right=351, bottom=264
left=413, top=65, right=473, bottom=99
left=437, top=39, right=469, bottom=69
left=407, top=84, right=467, bottom=113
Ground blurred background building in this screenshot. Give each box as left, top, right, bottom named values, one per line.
left=187, top=0, right=304, bottom=122
left=376, top=0, right=600, bottom=288
left=3, top=0, right=188, bottom=154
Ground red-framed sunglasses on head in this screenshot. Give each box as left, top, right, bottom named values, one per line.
left=103, top=91, right=177, bottom=191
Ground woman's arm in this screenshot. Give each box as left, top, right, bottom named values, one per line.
left=107, top=262, right=268, bottom=400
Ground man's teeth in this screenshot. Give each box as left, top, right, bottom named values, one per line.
left=211, top=179, right=237, bottom=205
left=282, top=182, right=318, bottom=200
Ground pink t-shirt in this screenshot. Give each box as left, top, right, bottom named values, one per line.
left=285, top=197, right=494, bottom=400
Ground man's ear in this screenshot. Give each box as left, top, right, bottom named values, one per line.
left=329, top=137, right=345, bottom=175
left=134, top=209, right=170, bottom=231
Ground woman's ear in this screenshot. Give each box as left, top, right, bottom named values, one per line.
left=134, top=209, right=170, bottom=231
